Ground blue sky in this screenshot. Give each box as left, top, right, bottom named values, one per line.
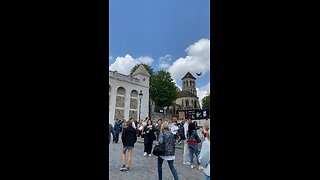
left=109, top=0, right=210, bottom=103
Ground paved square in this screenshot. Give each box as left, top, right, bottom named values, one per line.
left=109, top=137, right=204, bottom=180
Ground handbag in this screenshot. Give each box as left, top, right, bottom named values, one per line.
left=153, top=133, right=166, bottom=156
left=152, top=143, right=165, bottom=156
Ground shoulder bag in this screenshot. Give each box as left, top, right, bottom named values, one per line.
left=152, top=134, right=165, bottom=156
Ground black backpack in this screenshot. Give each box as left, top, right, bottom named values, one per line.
left=177, top=125, right=186, bottom=140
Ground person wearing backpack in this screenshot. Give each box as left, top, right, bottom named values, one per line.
left=187, top=122, right=203, bottom=170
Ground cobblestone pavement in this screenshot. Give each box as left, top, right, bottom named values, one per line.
left=109, top=137, right=204, bottom=180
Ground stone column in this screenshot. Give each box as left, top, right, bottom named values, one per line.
left=124, top=90, right=131, bottom=121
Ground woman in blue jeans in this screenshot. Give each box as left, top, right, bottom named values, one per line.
left=157, top=121, right=179, bottom=180
left=187, top=122, right=203, bottom=170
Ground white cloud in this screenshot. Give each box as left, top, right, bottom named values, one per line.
left=136, top=56, right=154, bottom=65
left=197, top=82, right=210, bottom=108
left=109, top=54, right=154, bottom=75
left=159, top=63, right=170, bottom=69
left=172, top=78, right=181, bottom=91
left=159, top=54, right=172, bottom=69
left=168, top=39, right=210, bottom=81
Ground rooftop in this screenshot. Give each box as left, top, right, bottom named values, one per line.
left=182, top=72, right=196, bottom=80
left=132, top=64, right=151, bottom=77
left=177, top=90, right=198, bottom=98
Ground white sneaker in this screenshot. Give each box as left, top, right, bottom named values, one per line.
left=120, top=165, right=126, bottom=171
left=191, top=165, right=195, bottom=169
left=143, top=152, right=147, bottom=156
left=183, top=161, right=191, bottom=165
left=148, top=154, right=152, bottom=157
left=198, top=165, right=204, bottom=170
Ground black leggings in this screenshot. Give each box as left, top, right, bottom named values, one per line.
left=144, top=142, right=153, bottom=154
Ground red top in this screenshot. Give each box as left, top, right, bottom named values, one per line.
left=188, top=140, right=198, bottom=145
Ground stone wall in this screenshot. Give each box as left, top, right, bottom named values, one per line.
left=151, top=112, right=173, bottom=123
left=109, top=70, right=150, bottom=125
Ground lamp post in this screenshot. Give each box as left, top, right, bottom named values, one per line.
left=139, top=90, right=143, bottom=121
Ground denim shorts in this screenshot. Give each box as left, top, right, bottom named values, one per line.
left=123, top=146, right=134, bottom=150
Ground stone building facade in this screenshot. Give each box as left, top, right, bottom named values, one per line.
left=164, top=72, right=201, bottom=117
left=168, top=72, right=201, bottom=114
left=109, top=65, right=150, bottom=125
left=176, top=72, right=201, bottom=110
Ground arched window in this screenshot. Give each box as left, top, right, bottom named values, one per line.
left=129, top=90, right=138, bottom=120
left=117, top=87, right=126, bottom=95
left=115, top=87, right=126, bottom=120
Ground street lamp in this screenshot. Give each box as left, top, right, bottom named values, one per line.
left=139, top=90, right=143, bottom=121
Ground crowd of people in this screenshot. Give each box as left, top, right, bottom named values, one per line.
left=108, top=117, right=211, bottom=180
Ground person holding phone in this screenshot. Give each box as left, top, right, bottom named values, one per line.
left=143, top=119, right=156, bottom=156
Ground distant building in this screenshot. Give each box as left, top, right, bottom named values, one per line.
left=166, top=72, right=201, bottom=116
left=109, top=65, right=150, bottom=125
left=176, top=72, right=201, bottom=109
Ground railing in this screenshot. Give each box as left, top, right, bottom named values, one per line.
left=109, top=70, right=140, bottom=83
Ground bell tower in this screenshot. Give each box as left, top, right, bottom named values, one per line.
left=182, top=71, right=197, bottom=96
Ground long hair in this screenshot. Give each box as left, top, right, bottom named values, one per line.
left=126, top=119, right=132, bottom=128
left=204, top=119, right=210, bottom=131
left=160, top=121, right=169, bottom=133
left=146, top=119, right=152, bottom=126
left=207, top=129, right=210, bottom=141
left=188, top=122, right=196, bottom=136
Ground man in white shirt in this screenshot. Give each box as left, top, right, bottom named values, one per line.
left=130, top=118, right=136, bottom=129
left=170, top=121, right=179, bottom=140
left=183, top=119, right=192, bottom=165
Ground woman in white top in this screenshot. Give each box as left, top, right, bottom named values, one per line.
left=170, top=121, right=179, bottom=141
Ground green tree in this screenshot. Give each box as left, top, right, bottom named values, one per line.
left=202, top=93, right=210, bottom=110
left=150, top=70, right=177, bottom=110
left=130, top=63, right=154, bottom=76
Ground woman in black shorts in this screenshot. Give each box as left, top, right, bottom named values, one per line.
left=120, top=119, right=137, bottom=172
